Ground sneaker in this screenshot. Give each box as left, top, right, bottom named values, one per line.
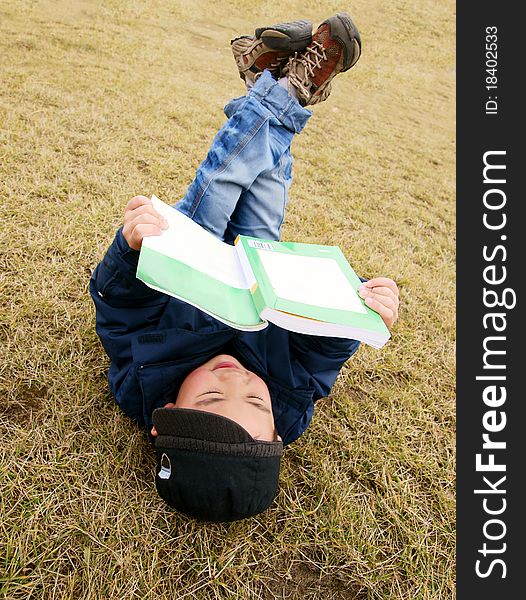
left=231, top=19, right=312, bottom=85
left=284, top=13, right=362, bottom=106
left=255, top=19, right=313, bottom=52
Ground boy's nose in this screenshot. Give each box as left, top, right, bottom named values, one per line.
left=215, top=369, right=250, bottom=383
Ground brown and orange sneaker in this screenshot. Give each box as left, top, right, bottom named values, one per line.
left=231, top=19, right=312, bottom=86
left=284, top=13, right=362, bottom=106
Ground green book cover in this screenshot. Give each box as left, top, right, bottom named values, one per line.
left=136, top=196, right=264, bottom=330
left=235, top=235, right=390, bottom=342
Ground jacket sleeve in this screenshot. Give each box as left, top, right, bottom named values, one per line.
left=89, top=228, right=169, bottom=398
left=289, top=333, right=360, bottom=400
left=288, top=276, right=366, bottom=400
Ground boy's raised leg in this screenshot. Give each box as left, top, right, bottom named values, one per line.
left=173, top=71, right=311, bottom=242
left=223, top=148, right=293, bottom=244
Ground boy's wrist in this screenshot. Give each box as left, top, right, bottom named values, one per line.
left=116, top=227, right=140, bottom=265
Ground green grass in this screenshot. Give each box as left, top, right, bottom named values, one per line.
left=0, top=0, right=455, bottom=598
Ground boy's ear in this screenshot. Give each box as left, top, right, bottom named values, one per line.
left=152, top=402, right=177, bottom=436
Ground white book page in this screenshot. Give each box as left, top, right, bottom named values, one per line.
left=142, top=196, right=248, bottom=289
left=256, top=249, right=367, bottom=314
left=234, top=241, right=257, bottom=289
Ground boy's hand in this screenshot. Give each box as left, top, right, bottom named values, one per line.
left=122, top=195, right=169, bottom=251
left=358, top=277, right=400, bottom=330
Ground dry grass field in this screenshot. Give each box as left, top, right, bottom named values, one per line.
left=0, top=0, right=455, bottom=598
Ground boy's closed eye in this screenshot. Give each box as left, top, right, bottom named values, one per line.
left=194, top=395, right=272, bottom=414
left=197, top=389, right=268, bottom=404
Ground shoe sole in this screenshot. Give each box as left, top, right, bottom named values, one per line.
left=255, top=20, right=312, bottom=52
left=322, top=13, right=362, bottom=71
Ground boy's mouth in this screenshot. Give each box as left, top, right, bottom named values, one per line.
left=213, top=362, right=239, bottom=370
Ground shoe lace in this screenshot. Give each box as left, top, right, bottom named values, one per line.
left=298, top=41, right=327, bottom=79
left=286, top=41, right=329, bottom=103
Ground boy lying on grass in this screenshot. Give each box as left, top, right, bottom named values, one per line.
left=90, top=13, right=399, bottom=522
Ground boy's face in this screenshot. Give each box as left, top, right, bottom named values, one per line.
left=152, top=354, right=278, bottom=442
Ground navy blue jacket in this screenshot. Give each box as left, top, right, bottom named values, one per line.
left=90, top=229, right=360, bottom=445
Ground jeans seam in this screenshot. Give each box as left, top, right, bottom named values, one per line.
left=250, top=71, right=309, bottom=132
left=278, top=98, right=295, bottom=123
left=254, top=78, right=274, bottom=102
left=187, top=113, right=272, bottom=218
left=260, top=91, right=298, bottom=132
left=276, top=154, right=289, bottom=235
left=256, top=79, right=294, bottom=126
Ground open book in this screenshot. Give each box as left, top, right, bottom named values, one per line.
left=136, top=196, right=391, bottom=348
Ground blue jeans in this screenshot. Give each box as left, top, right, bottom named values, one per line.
left=174, top=70, right=311, bottom=244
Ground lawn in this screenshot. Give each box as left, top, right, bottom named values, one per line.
left=0, top=0, right=455, bottom=598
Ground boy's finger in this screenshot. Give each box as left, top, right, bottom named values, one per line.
left=127, top=212, right=168, bottom=231
left=125, top=195, right=152, bottom=212
left=364, top=296, right=394, bottom=324
left=364, top=277, right=398, bottom=292
left=126, top=204, right=168, bottom=226
left=359, top=285, right=397, bottom=299
left=368, top=293, right=397, bottom=311
left=365, top=293, right=398, bottom=320
left=130, top=215, right=163, bottom=234
left=131, top=223, right=163, bottom=247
